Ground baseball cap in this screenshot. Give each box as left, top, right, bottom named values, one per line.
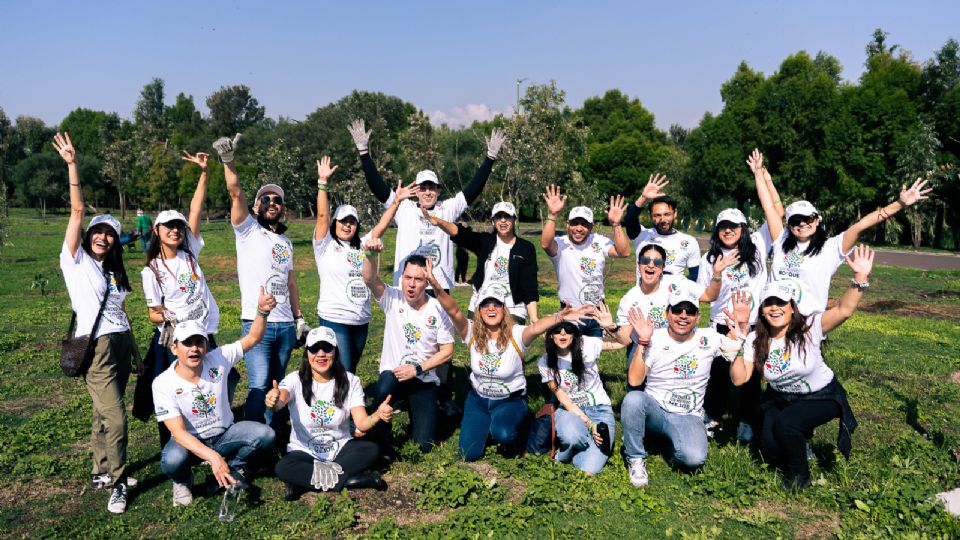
left=255, top=184, right=285, bottom=202
left=715, top=208, right=747, bottom=226
left=477, top=284, right=508, bottom=305
left=568, top=206, right=594, bottom=224
left=332, top=205, right=359, bottom=221
left=305, top=326, right=338, bottom=349
left=415, top=170, right=440, bottom=185
left=785, top=201, right=817, bottom=221
left=86, top=214, right=121, bottom=236
left=760, top=281, right=798, bottom=304
left=491, top=201, right=516, bottom=218
left=668, top=286, right=701, bottom=309
left=173, top=320, right=207, bottom=343
left=155, top=210, right=188, bottom=227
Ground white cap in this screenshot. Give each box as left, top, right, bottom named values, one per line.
left=760, top=281, right=798, bottom=304
left=86, top=214, right=121, bottom=236
left=332, top=205, right=359, bottom=221
left=668, top=286, right=701, bottom=308
left=415, top=170, right=440, bottom=185
left=305, top=326, right=338, bottom=349
left=568, top=206, right=594, bottom=224
left=155, top=210, right=188, bottom=227
left=715, top=208, right=747, bottom=226
left=491, top=201, right=517, bottom=218
left=785, top=200, right=817, bottom=221
left=255, top=184, right=285, bottom=202
left=477, top=284, right=508, bottom=305
left=173, top=320, right=207, bottom=343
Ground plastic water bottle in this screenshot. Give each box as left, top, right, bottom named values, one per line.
left=218, top=485, right=241, bottom=523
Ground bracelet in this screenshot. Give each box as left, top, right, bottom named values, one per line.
left=545, top=217, right=556, bottom=222
left=415, top=364, right=424, bottom=376
left=256, top=308, right=271, bottom=317
left=638, top=339, right=651, bottom=347
left=605, top=324, right=621, bottom=335
left=367, top=415, right=376, bottom=428
left=364, top=250, right=377, bottom=258
left=712, top=275, right=722, bottom=282
left=70, top=183, right=80, bottom=186
left=850, top=278, right=870, bottom=290
left=317, top=184, right=329, bottom=192
left=586, top=420, right=593, bottom=431
left=878, top=207, right=890, bottom=222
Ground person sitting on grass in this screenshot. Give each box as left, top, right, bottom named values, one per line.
left=152, top=289, right=277, bottom=508
left=728, top=245, right=874, bottom=492
left=268, top=326, right=394, bottom=500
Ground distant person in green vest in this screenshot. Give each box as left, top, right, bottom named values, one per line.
left=136, top=209, right=153, bottom=252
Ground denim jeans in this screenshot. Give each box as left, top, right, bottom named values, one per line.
left=317, top=317, right=369, bottom=373
left=241, top=319, right=297, bottom=425
left=160, top=421, right=276, bottom=484
left=373, top=371, right=438, bottom=453
left=621, top=391, right=708, bottom=468
left=554, top=405, right=615, bottom=474
left=459, top=389, right=528, bottom=462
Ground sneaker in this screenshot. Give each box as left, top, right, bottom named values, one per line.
left=107, top=483, right=128, bottom=514
left=91, top=474, right=138, bottom=490
left=704, top=419, right=720, bottom=439
left=627, top=457, right=649, bottom=487
left=736, top=422, right=754, bottom=443
left=230, top=468, right=250, bottom=491
left=172, top=481, right=193, bottom=507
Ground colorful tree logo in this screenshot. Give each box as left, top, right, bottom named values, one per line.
left=403, top=323, right=422, bottom=344
left=672, top=353, right=698, bottom=379
left=764, top=348, right=790, bottom=376
left=309, top=400, right=336, bottom=425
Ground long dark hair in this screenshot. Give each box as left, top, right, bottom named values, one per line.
left=706, top=224, right=760, bottom=277
left=752, top=299, right=811, bottom=374
left=782, top=220, right=828, bottom=257
left=329, top=219, right=362, bottom=250
left=82, top=229, right=131, bottom=292
left=545, top=322, right=585, bottom=386
left=144, top=222, right=198, bottom=284
left=298, top=348, right=349, bottom=408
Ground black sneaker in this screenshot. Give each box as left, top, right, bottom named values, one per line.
left=107, top=482, right=128, bottom=514
left=284, top=483, right=302, bottom=501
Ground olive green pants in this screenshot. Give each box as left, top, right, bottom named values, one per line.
left=84, top=332, right=132, bottom=480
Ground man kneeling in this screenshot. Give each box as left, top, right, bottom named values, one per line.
left=152, top=288, right=278, bottom=507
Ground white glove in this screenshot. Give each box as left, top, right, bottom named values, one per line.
left=162, top=309, right=178, bottom=324
left=485, top=127, right=507, bottom=159
left=346, top=119, right=372, bottom=154
left=311, top=460, right=344, bottom=491
left=719, top=334, right=745, bottom=362
left=212, top=133, right=242, bottom=163
left=295, top=316, right=310, bottom=341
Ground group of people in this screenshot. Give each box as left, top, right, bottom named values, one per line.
left=53, top=121, right=931, bottom=515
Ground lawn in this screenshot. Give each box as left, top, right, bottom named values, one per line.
left=0, top=209, right=958, bottom=539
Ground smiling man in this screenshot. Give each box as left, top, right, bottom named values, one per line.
left=624, top=174, right=701, bottom=282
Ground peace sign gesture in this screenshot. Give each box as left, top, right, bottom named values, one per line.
left=181, top=150, right=209, bottom=170
left=52, top=132, right=76, bottom=165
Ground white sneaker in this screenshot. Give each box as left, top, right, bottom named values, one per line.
left=627, top=457, right=649, bottom=487
left=172, top=481, right=193, bottom=507
left=107, top=483, right=128, bottom=514
left=736, top=422, right=754, bottom=443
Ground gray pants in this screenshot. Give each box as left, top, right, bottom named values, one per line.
left=85, top=332, right=132, bottom=480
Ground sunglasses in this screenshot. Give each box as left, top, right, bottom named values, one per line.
left=717, top=221, right=741, bottom=230
left=479, top=299, right=504, bottom=309
left=492, top=213, right=514, bottom=222
left=158, top=221, right=186, bottom=230
left=552, top=325, right=578, bottom=336
left=788, top=215, right=816, bottom=227
left=307, top=342, right=336, bottom=355
left=638, top=256, right=665, bottom=268
left=668, top=304, right=699, bottom=316
left=762, top=298, right=789, bottom=308
left=260, top=195, right=283, bottom=206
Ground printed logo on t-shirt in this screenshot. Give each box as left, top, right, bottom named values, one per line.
left=578, top=283, right=604, bottom=305
left=402, top=323, right=422, bottom=344
left=207, top=367, right=223, bottom=383
left=190, top=390, right=216, bottom=418
left=346, top=278, right=369, bottom=305
left=155, top=405, right=169, bottom=416
left=667, top=282, right=679, bottom=293
left=672, top=353, right=699, bottom=379
left=723, top=264, right=748, bottom=284
left=665, top=249, right=678, bottom=268
left=176, top=272, right=198, bottom=294
left=764, top=347, right=790, bottom=376
left=698, top=336, right=711, bottom=349
left=579, top=257, right=598, bottom=275
left=478, top=351, right=502, bottom=375
left=309, top=400, right=336, bottom=425
left=649, top=306, right=667, bottom=328
left=664, top=388, right=696, bottom=413
left=559, top=369, right=580, bottom=392
left=680, top=240, right=690, bottom=249
left=493, top=255, right=508, bottom=276
left=416, top=242, right=441, bottom=265
left=425, top=315, right=438, bottom=329
left=783, top=251, right=804, bottom=269
left=347, top=251, right=363, bottom=270
left=591, top=241, right=602, bottom=253
left=271, top=242, right=292, bottom=270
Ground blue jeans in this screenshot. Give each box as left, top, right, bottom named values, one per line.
left=241, top=319, right=297, bottom=425
left=374, top=371, right=438, bottom=453
left=139, top=231, right=152, bottom=252
left=554, top=405, right=615, bottom=474
left=160, top=421, right=276, bottom=484
left=317, top=317, right=369, bottom=373
left=621, top=391, right=708, bottom=469
left=459, top=389, right=528, bottom=462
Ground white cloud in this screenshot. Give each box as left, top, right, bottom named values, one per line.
left=428, top=104, right=514, bottom=127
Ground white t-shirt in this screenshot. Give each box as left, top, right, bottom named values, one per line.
left=376, top=286, right=455, bottom=385
left=233, top=215, right=294, bottom=322
left=387, top=193, right=468, bottom=290
left=743, top=313, right=834, bottom=394
left=141, top=232, right=220, bottom=335
left=697, top=225, right=771, bottom=325
left=152, top=342, right=244, bottom=439
left=633, top=227, right=700, bottom=279
left=280, top=371, right=365, bottom=461
left=537, top=336, right=611, bottom=408
left=59, top=243, right=130, bottom=338
left=616, top=274, right=706, bottom=335
left=465, top=321, right=527, bottom=399
left=467, top=237, right=526, bottom=319
left=550, top=233, right=614, bottom=307
left=642, top=328, right=724, bottom=418
left=313, top=233, right=372, bottom=325
left=768, top=227, right=849, bottom=316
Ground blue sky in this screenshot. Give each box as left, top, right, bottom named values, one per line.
left=2, top=1, right=958, bottom=130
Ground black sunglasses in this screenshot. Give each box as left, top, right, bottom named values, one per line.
left=638, top=256, right=665, bottom=268
left=788, top=215, right=815, bottom=227
left=762, top=298, right=789, bottom=308
left=307, top=342, right=336, bottom=354
left=668, top=304, right=699, bottom=316
left=260, top=195, right=283, bottom=206
left=716, top=221, right=741, bottom=230
left=479, top=298, right=504, bottom=309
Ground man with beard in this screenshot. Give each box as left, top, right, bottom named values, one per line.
left=214, top=134, right=310, bottom=427
left=624, top=174, right=701, bottom=282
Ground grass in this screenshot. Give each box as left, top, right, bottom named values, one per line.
left=1, top=208, right=959, bottom=539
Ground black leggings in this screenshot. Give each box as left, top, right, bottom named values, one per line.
left=274, top=439, right=379, bottom=491
left=760, top=396, right=840, bottom=483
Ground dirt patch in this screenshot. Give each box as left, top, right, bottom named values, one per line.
left=922, top=290, right=960, bottom=299
left=341, top=469, right=446, bottom=537
left=0, top=394, right=70, bottom=417
left=858, top=300, right=960, bottom=321
left=950, top=372, right=960, bottom=385
left=793, top=508, right=840, bottom=539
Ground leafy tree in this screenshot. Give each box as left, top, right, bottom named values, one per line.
left=251, top=138, right=310, bottom=217
left=11, top=153, right=64, bottom=217
left=133, top=78, right=168, bottom=142
left=892, top=118, right=939, bottom=248
left=166, top=92, right=205, bottom=150
left=59, top=108, right=121, bottom=161
left=13, top=116, right=54, bottom=157
left=206, top=84, right=265, bottom=136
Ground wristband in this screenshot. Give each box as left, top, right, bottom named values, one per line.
left=367, top=415, right=376, bottom=428
left=318, top=184, right=329, bottom=191
left=256, top=308, right=271, bottom=317
left=70, top=183, right=80, bottom=186
left=638, top=339, right=651, bottom=347
left=364, top=250, right=377, bottom=258
left=850, top=278, right=870, bottom=290
left=415, top=364, right=424, bottom=376
left=545, top=217, right=556, bottom=222
left=712, top=275, right=722, bottom=282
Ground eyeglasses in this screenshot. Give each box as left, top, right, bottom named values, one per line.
left=762, top=298, right=789, bottom=308
left=260, top=195, right=283, bottom=206
left=668, top=304, right=699, bottom=316
left=308, top=342, right=336, bottom=355
left=638, top=256, right=665, bottom=268
left=788, top=215, right=816, bottom=227
left=479, top=299, right=504, bottom=309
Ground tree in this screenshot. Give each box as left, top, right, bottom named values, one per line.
left=133, top=78, right=168, bottom=142
left=206, top=84, right=265, bottom=136
left=13, top=116, right=53, bottom=157
left=102, top=138, right=135, bottom=219
left=166, top=93, right=205, bottom=150
left=892, top=118, right=939, bottom=248
left=251, top=138, right=310, bottom=217
left=59, top=108, right=121, bottom=161
left=11, top=153, right=65, bottom=218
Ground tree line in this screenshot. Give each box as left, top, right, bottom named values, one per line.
left=1, top=29, right=957, bottom=249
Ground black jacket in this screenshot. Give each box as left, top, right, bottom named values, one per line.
left=450, top=227, right=539, bottom=306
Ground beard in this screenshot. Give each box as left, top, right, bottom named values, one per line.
left=257, top=206, right=287, bottom=234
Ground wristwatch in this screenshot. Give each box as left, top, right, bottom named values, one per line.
left=415, top=364, right=424, bottom=376
left=850, top=278, right=870, bottom=290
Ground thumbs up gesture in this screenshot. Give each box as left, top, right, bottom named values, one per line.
left=376, top=394, right=394, bottom=423
left=265, top=380, right=281, bottom=409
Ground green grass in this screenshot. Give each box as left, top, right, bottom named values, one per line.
left=1, top=209, right=959, bottom=539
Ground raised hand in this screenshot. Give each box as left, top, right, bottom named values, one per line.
left=395, top=179, right=419, bottom=202
left=257, top=285, right=277, bottom=313
left=485, top=127, right=507, bottom=159
left=595, top=301, right=614, bottom=329
left=265, top=380, right=280, bottom=409
left=639, top=173, right=669, bottom=203
left=543, top=184, right=567, bottom=217
left=559, top=304, right=597, bottom=326
left=845, top=244, right=875, bottom=278
left=722, top=289, right=753, bottom=338
left=627, top=305, right=654, bottom=342
left=364, top=238, right=385, bottom=252
left=181, top=150, right=209, bottom=170
left=607, top=194, right=628, bottom=225
left=316, top=155, right=338, bottom=183
left=376, top=395, right=394, bottom=423
left=899, top=178, right=933, bottom=207
left=712, top=249, right=740, bottom=275
left=746, top=148, right=764, bottom=176
left=212, top=133, right=242, bottom=164
left=347, top=119, right=372, bottom=153
left=52, top=132, right=76, bottom=165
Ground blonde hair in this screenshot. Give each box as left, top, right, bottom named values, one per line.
left=471, top=308, right=514, bottom=355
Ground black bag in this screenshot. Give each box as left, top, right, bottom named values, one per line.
left=525, top=403, right=557, bottom=457
left=59, top=278, right=110, bottom=377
